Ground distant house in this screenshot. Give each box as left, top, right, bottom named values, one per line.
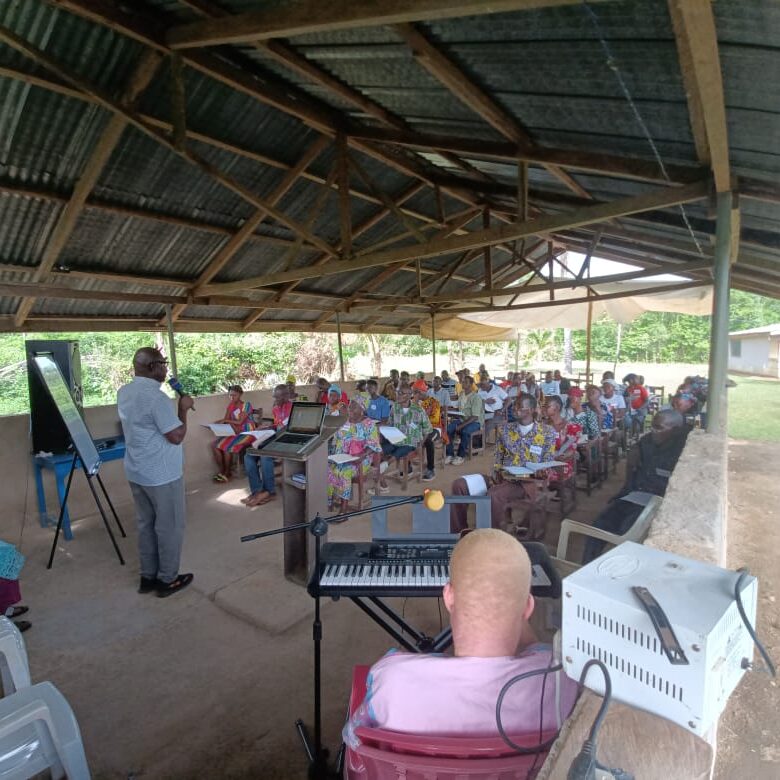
left=728, top=324, right=780, bottom=377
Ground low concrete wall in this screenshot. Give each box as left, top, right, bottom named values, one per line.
left=645, top=428, right=728, bottom=567
left=0, top=381, right=361, bottom=546
left=540, top=427, right=728, bottom=778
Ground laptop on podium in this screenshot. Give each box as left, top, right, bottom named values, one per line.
left=263, top=402, right=327, bottom=455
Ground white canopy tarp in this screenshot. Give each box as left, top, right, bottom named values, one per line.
left=420, top=280, right=712, bottom=341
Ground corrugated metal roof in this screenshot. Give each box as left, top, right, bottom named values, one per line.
left=0, top=0, right=778, bottom=334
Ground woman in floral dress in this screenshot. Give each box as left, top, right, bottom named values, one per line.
left=328, top=401, right=382, bottom=511
left=543, top=395, right=581, bottom=486
left=212, top=385, right=256, bottom=482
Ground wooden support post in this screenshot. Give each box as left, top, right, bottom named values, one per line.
left=515, top=329, right=520, bottom=372
left=170, top=52, right=186, bottom=150
left=483, top=208, right=492, bottom=304
left=336, top=132, right=352, bottom=257
left=165, top=304, right=178, bottom=378
left=430, top=312, right=437, bottom=376
left=336, top=312, right=346, bottom=382
left=585, top=299, right=593, bottom=384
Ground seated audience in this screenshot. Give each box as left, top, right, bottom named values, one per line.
left=286, top=374, right=300, bottom=401
left=601, top=370, right=621, bottom=390
left=412, top=385, right=445, bottom=482
left=625, top=373, right=650, bottom=435
left=445, top=375, right=484, bottom=466
left=211, top=385, right=256, bottom=483
left=582, top=410, right=691, bottom=563
left=377, top=386, right=432, bottom=490
left=365, top=379, right=391, bottom=423
left=344, top=529, right=577, bottom=753
left=243, top=384, right=291, bottom=506
left=489, top=394, right=556, bottom=537
left=540, top=371, right=560, bottom=398
left=411, top=371, right=429, bottom=392
left=400, top=370, right=411, bottom=387
left=585, top=384, right=613, bottom=430
left=381, top=369, right=400, bottom=401
left=328, top=401, right=382, bottom=511
left=327, top=384, right=348, bottom=415
left=316, top=377, right=329, bottom=404
left=439, top=369, right=456, bottom=390
left=427, top=375, right=450, bottom=409
left=554, top=370, right=571, bottom=395
left=478, top=374, right=508, bottom=420
left=601, top=380, right=626, bottom=424
left=353, top=379, right=371, bottom=410
left=543, top=396, right=580, bottom=485
left=453, top=369, right=466, bottom=395
left=565, top=387, right=599, bottom=439
left=524, top=373, right=541, bottom=403
left=499, top=371, right=514, bottom=389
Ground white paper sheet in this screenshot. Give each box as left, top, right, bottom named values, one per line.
left=246, top=429, right=275, bottom=445
left=328, top=453, right=360, bottom=464
left=463, top=474, right=488, bottom=496
left=379, top=426, right=405, bottom=444
left=202, top=423, right=235, bottom=436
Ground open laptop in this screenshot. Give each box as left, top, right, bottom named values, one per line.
left=263, top=402, right=326, bottom=455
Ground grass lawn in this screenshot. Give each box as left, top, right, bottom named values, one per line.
left=728, top=375, right=780, bottom=440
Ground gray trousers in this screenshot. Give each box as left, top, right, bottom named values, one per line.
left=129, top=477, right=186, bottom=584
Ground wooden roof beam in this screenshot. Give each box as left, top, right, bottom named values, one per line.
left=12, top=50, right=162, bottom=327
left=198, top=179, right=710, bottom=294
left=346, top=126, right=704, bottom=185
left=393, top=23, right=593, bottom=200
left=667, top=0, right=731, bottom=192
left=166, top=1, right=590, bottom=49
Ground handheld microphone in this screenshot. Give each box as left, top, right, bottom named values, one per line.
left=168, top=377, right=195, bottom=409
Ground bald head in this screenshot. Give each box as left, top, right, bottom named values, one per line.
left=132, top=347, right=167, bottom=382
left=444, top=529, right=533, bottom=657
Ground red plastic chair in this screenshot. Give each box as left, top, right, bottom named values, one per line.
left=344, top=666, right=556, bottom=779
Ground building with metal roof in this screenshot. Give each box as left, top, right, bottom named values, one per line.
left=0, top=0, right=777, bottom=346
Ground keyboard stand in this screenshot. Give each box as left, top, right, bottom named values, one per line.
left=350, top=595, right=453, bottom=654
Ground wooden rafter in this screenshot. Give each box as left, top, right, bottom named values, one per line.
left=199, top=180, right=710, bottom=293
left=166, top=0, right=590, bottom=49
left=393, top=23, right=593, bottom=200
left=346, top=126, right=704, bottom=186
left=166, top=135, right=329, bottom=323
left=312, top=208, right=479, bottom=328
left=353, top=260, right=712, bottom=307
left=0, top=26, right=341, bottom=258
left=12, top=50, right=162, bottom=327
left=667, top=0, right=731, bottom=193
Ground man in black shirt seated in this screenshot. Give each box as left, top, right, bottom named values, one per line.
left=582, top=409, right=690, bottom=563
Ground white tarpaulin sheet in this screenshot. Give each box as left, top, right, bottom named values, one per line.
left=447, top=280, right=713, bottom=332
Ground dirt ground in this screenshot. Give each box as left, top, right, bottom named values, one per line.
left=714, top=440, right=780, bottom=779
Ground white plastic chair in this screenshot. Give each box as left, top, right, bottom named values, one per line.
left=0, top=618, right=31, bottom=696
left=556, top=495, right=662, bottom=562
left=0, top=681, right=90, bottom=779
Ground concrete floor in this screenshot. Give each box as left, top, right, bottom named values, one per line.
left=16, top=455, right=623, bottom=779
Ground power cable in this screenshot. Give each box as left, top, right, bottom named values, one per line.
left=580, top=0, right=706, bottom=257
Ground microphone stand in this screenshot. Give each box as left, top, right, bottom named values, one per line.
left=241, top=493, right=431, bottom=780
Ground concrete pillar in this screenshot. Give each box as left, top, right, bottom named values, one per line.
left=706, top=191, right=733, bottom=434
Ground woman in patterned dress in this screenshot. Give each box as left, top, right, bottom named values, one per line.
left=328, top=401, right=382, bottom=511
left=212, top=385, right=256, bottom=482
left=543, top=395, right=581, bottom=484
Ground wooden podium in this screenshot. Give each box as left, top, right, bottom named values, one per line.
left=262, top=417, right=342, bottom=585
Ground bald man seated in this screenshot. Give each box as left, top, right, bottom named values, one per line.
left=344, top=529, right=578, bottom=748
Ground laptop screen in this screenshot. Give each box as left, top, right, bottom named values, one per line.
left=287, top=402, right=326, bottom=434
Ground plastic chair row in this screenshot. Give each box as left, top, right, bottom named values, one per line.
left=0, top=617, right=90, bottom=779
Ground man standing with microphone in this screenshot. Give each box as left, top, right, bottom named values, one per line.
left=117, top=347, right=194, bottom=597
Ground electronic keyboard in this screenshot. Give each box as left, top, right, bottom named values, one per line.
left=309, top=538, right=560, bottom=599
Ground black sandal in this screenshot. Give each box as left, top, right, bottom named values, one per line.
left=156, top=573, right=194, bottom=598
left=14, top=620, right=31, bottom=633
left=5, top=606, right=29, bottom=619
